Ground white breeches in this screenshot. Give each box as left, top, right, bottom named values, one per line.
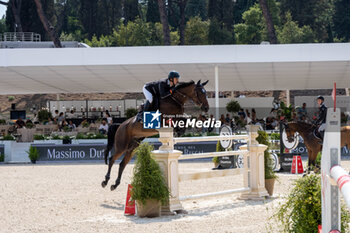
left=143, top=85, right=153, bottom=103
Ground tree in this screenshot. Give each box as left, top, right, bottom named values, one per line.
left=208, top=0, right=235, bottom=44
left=0, top=17, right=6, bottom=33
left=333, top=0, right=350, bottom=41
left=276, top=12, right=315, bottom=44
left=34, top=0, right=62, bottom=47
left=157, top=0, right=170, bottom=45
left=0, top=0, right=23, bottom=32
left=259, top=0, right=277, bottom=43
left=146, top=0, right=160, bottom=23
left=185, top=16, right=209, bottom=45
left=178, top=0, right=188, bottom=45
left=185, top=0, right=207, bottom=20
left=234, top=4, right=264, bottom=44
left=124, top=0, right=140, bottom=22
left=280, top=0, right=334, bottom=42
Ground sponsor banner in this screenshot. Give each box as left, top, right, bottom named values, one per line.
left=33, top=143, right=106, bottom=161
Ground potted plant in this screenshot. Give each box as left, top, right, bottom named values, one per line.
left=131, top=142, right=169, bottom=218
left=62, top=135, right=72, bottom=144
left=27, top=146, right=39, bottom=163
left=257, top=131, right=278, bottom=196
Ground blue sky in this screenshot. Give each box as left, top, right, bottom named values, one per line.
left=0, top=1, right=8, bottom=18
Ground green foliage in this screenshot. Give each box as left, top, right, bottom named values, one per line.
left=213, top=140, right=225, bottom=163
left=185, top=16, right=209, bottom=45
left=8, top=96, right=15, bottom=101
left=269, top=133, right=280, bottom=140
left=34, top=134, right=45, bottom=140
left=0, top=17, right=7, bottom=33
left=0, top=119, right=6, bottom=125
left=274, top=174, right=350, bottom=233
left=2, top=134, right=15, bottom=141
left=25, top=122, right=34, bottom=129
left=278, top=101, right=294, bottom=121
left=62, top=126, right=71, bottom=132
left=0, top=153, right=4, bottom=162
left=37, top=109, right=52, bottom=122
left=279, top=0, right=334, bottom=42
left=125, top=108, right=138, bottom=119
left=234, top=4, right=264, bottom=44
left=27, top=146, right=39, bottom=162
left=206, top=132, right=219, bottom=136
left=208, top=18, right=233, bottom=44
left=51, top=135, right=62, bottom=140
left=131, top=143, right=169, bottom=205
left=186, top=0, right=208, bottom=20
left=81, top=121, right=90, bottom=128
left=226, top=100, right=241, bottom=113
left=276, top=12, right=315, bottom=43
left=333, top=0, right=350, bottom=41
left=62, top=135, right=71, bottom=141
left=315, top=152, right=321, bottom=168
left=257, top=131, right=277, bottom=179
left=75, top=133, right=87, bottom=139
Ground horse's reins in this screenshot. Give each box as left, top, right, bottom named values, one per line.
left=172, top=85, right=202, bottom=109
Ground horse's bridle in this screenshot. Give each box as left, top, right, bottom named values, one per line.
left=172, top=85, right=203, bottom=109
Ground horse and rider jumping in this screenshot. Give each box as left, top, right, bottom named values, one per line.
left=101, top=71, right=209, bottom=191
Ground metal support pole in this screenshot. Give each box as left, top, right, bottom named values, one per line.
left=215, top=66, right=219, bottom=133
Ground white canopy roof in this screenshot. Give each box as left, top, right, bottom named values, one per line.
left=0, top=43, right=349, bottom=94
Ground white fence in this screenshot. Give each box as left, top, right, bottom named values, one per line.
left=152, top=125, right=269, bottom=214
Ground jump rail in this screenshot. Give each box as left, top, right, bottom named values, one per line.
left=152, top=125, right=269, bottom=214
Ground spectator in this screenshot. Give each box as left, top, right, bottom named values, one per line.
left=105, top=111, right=113, bottom=125
left=208, top=114, right=214, bottom=132
left=68, top=120, right=76, bottom=131
left=60, top=119, right=68, bottom=131
left=297, top=103, right=308, bottom=122
left=225, top=114, right=231, bottom=125
left=66, top=110, right=75, bottom=118
left=15, top=117, right=25, bottom=129
left=99, top=120, right=109, bottom=135
left=220, top=114, right=225, bottom=125
left=53, top=110, right=59, bottom=120
left=238, top=109, right=246, bottom=118
left=57, top=112, right=65, bottom=124
left=252, top=108, right=257, bottom=122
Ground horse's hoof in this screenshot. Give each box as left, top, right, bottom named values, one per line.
left=110, top=184, right=117, bottom=191
left=101, top=181, right=107, bottom=188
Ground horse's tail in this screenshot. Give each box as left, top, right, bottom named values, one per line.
left=105, top=124, right=118, bottom=165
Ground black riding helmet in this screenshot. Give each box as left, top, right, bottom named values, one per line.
left=317, top=95, right=324, bottom=101
left=168, top=71, right=180, bottom=81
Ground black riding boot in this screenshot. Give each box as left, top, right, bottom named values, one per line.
left=136, top=101, right=151, bottom=122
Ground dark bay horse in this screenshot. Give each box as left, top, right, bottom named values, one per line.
left=284, top=122, right=350, bottom=173
left=101, top=80, right=209, bottom=191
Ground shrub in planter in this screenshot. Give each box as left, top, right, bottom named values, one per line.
left=34, top=134, right=45, bottom=140
left=274, top=174, right=350, bottom=233
left=25, top=122, right=34, bottom=129
left=131, top=143, right=169, bottom=217
left=125, top=108, right=138, bottom=119
left=27, top=146, right=39, bottom=163
left=62, top=135, right=72, bottom=144
left=75, top=133, right=87, bottom=139
left=0, top=119, right=6, bottom=125
left=37, top=109, right=52, bottom=122
left=51, top=135, right=61, bottom=140
left=1, top=134, right=15, bottom=141
left=226, top=100, right=241, bottom=114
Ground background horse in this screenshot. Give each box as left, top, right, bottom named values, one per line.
left=101, top=80, right=209, bottom=191
left=284, top=122, right=350, bottom=173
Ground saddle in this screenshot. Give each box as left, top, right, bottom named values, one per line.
left=312, top=126, right=323, bottom=144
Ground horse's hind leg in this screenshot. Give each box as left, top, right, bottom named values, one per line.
left=110, top=148, right=135, bottom=191
left=101, top=149, right=125, bottom=188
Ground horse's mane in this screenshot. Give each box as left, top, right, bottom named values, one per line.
left=175, top=80, right=195, bottom=90
left=289, top=121, right=313, bottom=130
